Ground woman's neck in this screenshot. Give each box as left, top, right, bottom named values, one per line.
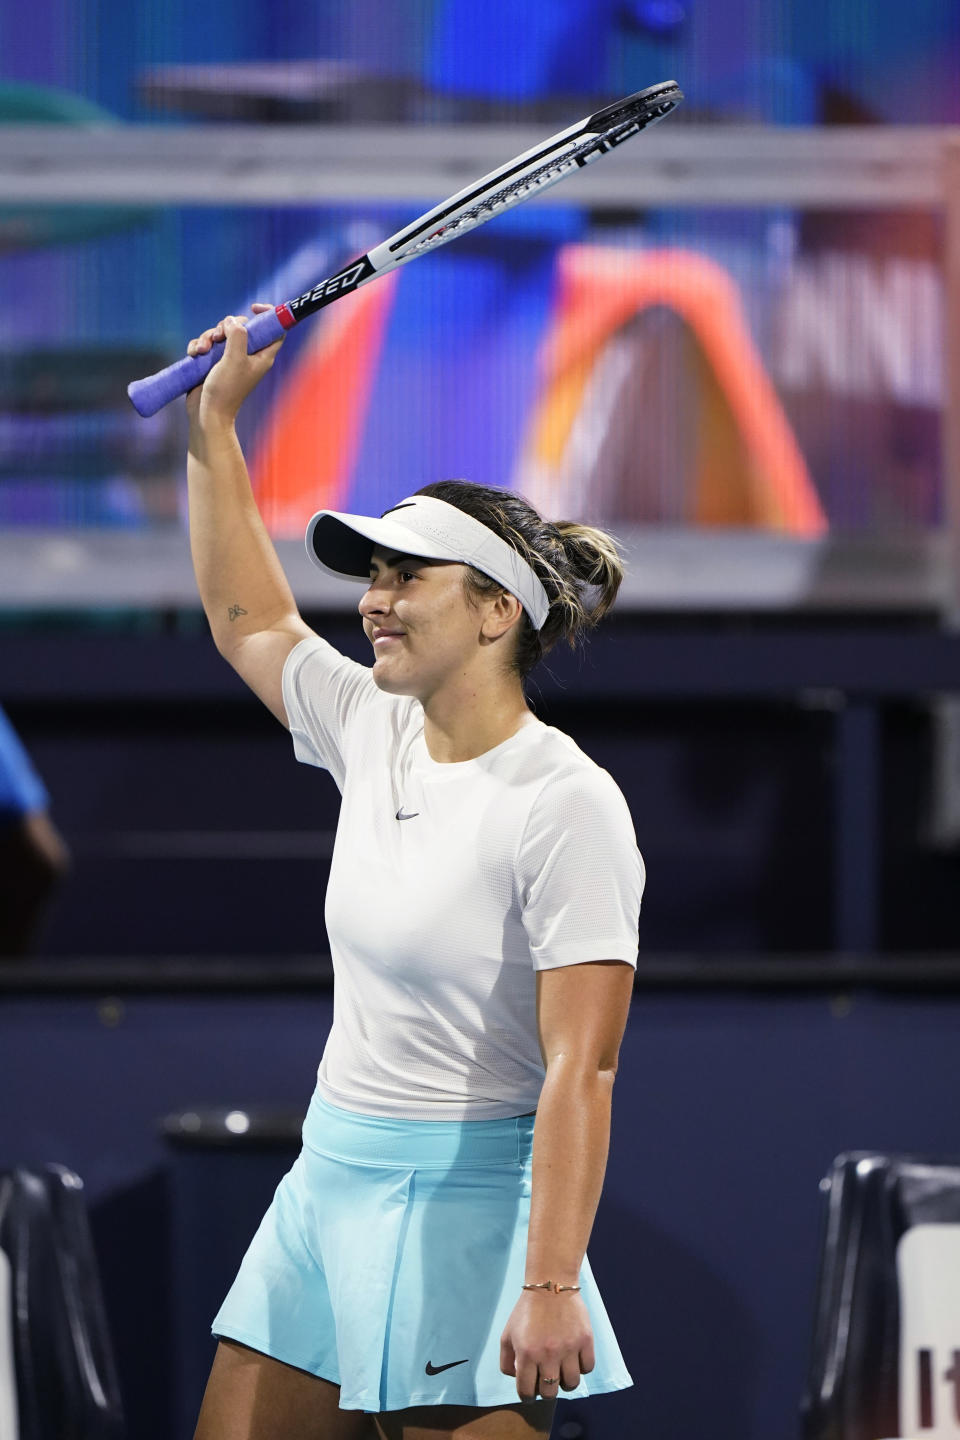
left=421, top=691, right=536, bottom=764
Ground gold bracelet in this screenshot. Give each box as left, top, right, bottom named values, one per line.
left=522, top=1280, right=581, bottom=1294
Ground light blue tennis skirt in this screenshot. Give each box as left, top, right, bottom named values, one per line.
left=212, top=1089, right=633, bottom=1413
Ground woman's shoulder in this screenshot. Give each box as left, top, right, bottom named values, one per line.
left=529, top=720, right=610, bottom=778
left=516, top=728, right=641, bottom=870
left=521, top=722, right=631, bottom=811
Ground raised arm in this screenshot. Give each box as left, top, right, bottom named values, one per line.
left=185, top=307, right=315, bottom=726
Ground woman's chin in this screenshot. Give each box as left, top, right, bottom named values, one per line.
left=371, top=663, right=414, bottom=696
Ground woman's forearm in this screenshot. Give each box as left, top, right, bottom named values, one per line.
left=186, top=415, right=300, bottom=656
left=524, top=1060, right=616, bottom=1285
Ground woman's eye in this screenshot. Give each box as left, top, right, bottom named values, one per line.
left=368, top=569, right=416, bottom=584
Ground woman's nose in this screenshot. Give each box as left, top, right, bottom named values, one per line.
left=359, top=585, right=386, bottom=617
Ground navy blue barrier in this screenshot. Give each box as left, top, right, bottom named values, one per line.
left=161, top=1107, right=304, bottom=1440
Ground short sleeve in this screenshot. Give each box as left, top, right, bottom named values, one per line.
left=0, top=705, right=49, bottom=819
left=517, top=767, right=645, bottom=971
left=281, top=635, right=383, bottom=791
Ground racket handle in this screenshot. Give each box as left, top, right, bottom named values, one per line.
left=127, top=307, right=290, bottom=417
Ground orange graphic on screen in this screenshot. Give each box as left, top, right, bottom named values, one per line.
left=515, top=245, right=827, bottom=535
left=250, top=272, right=399, bottom=536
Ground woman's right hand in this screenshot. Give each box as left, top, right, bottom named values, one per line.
left=184, top=302, right=286, bottom=427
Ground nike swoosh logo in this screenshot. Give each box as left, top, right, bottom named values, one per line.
left=396, top=808, right=420, bottom=820
left=425, top=1358, right=469, bottom=1375
left=380, top=502, right=417, bottom=516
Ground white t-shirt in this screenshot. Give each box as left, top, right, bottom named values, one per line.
left=282, top=635, right=645, bottom=1120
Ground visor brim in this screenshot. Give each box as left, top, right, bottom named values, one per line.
left=304, top=509, right=464, bottom=581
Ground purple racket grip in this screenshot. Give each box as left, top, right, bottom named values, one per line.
left=127, top=307, right=290, bottom=417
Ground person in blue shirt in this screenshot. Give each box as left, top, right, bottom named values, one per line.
left=0, top=705, right=69, bottom=955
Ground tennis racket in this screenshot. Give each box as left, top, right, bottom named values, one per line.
left=127, top=79, right=683, bottom=418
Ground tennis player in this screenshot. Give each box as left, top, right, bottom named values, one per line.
left=185, top=309, right=646, bottom=1440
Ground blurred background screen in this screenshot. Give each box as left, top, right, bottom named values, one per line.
left=1, top=0, right=958, bottom=611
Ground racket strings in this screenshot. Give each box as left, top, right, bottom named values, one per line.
left=401, top=155, right=580, bottom=259
left=398, top=98, right=679, bottom=264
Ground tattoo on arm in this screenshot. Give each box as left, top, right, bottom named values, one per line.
left=227, top=604, right=248, bottom=622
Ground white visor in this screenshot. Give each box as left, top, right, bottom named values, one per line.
left=304, top=494, right=550, bottom=631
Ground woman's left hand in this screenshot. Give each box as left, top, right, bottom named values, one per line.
left=499, top=1289, right=595, bottom=1401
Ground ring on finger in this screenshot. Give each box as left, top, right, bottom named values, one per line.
left=541, top=1376, right=559, bottom=1386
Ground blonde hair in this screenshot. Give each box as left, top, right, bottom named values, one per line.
left=414, top=479, right=626, bottom=682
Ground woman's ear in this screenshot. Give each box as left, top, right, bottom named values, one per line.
left=485, top=591, right=523, bottom=639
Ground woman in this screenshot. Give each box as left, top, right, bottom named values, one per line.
left=186, top=308, right=645, bottom=1440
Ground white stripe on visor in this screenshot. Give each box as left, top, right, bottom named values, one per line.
left=304, top=495, right=550, bottom=631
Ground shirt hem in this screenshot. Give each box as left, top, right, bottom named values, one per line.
left=314, top=1075, right=542, bottom=1123
left=532, top=947, right=638, bottom=971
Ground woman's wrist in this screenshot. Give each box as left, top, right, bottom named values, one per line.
left=192, top=404, right=238, bottom=437
left=522, top=1278, right=582, bottom=1293
left=188, top=410, right=240, bottom=465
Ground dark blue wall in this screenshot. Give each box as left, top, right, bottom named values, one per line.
left=3, top=987, right=959, bottom=1440
left=9, top=684, right=956, bottom=957
left=13, top=693, right=837, bottom=957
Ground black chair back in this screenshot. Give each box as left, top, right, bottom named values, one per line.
left=802, top=1150, right=960, bottom=1440
left=0, top=1164, right=124, bottom=1440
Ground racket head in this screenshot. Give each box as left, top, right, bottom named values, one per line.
left=381, top=80, right=684, bottom=268
left=585, top=79, right=684, bottom=136
left=128, top=79, right=684, bottom=413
